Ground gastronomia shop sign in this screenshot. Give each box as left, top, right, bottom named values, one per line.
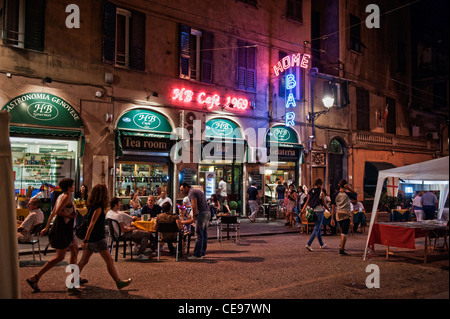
left=2, top=93, right=83, bottom=128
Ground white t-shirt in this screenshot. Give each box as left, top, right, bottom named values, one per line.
left=106, top=209, right=133, bottom=237
left=157, top=197, right=173, bottom=207
left=350, top=201, right=365, bottom=212
left=412, top=195, right=422, bottom=209
left=218, top=180, right=227, bottom=197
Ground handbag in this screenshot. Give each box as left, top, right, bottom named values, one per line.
left=75, top=209, right=92, bottom=240
left=305, top=207, right=314, bottom=222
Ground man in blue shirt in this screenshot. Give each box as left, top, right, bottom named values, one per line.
left=421, top=191, right=438, bottom=220
left=275, top=180, right=286, bottom=216
left=247, top=182, right=260, bottom=222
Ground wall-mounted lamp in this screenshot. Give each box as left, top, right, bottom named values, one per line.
left=95, top=90, right=104, bottom=98
left=6, top=73, right=12, bottom=78
left=146, top=91, right=159, bottom=100
left=43, top=77, right=52, bottom=84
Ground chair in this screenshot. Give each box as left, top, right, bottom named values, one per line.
left=107, top=219, right=134, bottom=262
left=156, top=222, right=181, bottom=261
left=217, top=215, right=240, bottom=244
left=300, top=213, right=314, bottom=235
left=19, top=224, right=43, bottom=263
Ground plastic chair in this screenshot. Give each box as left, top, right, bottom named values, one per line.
left=19, top=224, right=43, bottom=263
left=217, top=215, right=240, bottom=244
left=156, top=222, right=181, bottom=261
left=107, top=219, right=133, bottom=262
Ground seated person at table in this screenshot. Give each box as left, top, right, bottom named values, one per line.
left=129, top=192, right=142, bottom=217
left=17, top=197, right=44, bottom=243
left=350, top=198, right=366, bottom=233
left=142, top=196, right=162, bottom=218
left=157, top=191, right=172, bottom=207
left=106, top=197, right=150, bottom=261
left=178, top=204, right=195, bottom=255
left=154, top=202, right=183, bottom=257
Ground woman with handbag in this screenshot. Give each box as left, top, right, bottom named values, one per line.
left=26, top=178, right=79, bottom=293
left=302, top=178, right=330, bottom=251
left=76, top=184, right=132, bottom=291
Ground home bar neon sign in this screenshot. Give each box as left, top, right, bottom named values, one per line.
left=272, top=53, right=311, bottom=127
left=172, top=88, right=249, bottom=110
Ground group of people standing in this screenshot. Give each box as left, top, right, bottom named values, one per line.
left=269, top=178, right=359, bottom=256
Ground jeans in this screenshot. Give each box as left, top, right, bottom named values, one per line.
left=423, top=205, right=436, bottom=220
left=194, top=210, right=211, bottom=257
left=307, top=211, right=324, bottom=247
left=248, top=200, right=259, bottom=220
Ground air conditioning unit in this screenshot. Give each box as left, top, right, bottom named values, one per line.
left=179, top=110, right=205, bottom=139
left=248, top=147, right=268, bottom=163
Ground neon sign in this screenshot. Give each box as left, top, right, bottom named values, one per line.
left=172, top=88, right=249, bottom=111
left=273, top=53, right=310, bottom=77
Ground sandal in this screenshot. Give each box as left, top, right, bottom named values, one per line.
left=26, top=275, right=40, bottom=293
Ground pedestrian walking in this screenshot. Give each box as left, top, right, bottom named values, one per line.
left=180, top=183, right=211, bottom=260
left=217, top=176, right=227, bottom=207
left=302, top=179, right=330, bottom=251
left=247, top=182, right=260, bottom=222
left=26, top=178, right=78, bottom=293
left=412, top=191, right=424, bottom=221
left=275, top=180, right=286, bottom=217
left=77, top=184, right=132, bottom=291
left=295, top=185, right=307, bottom=226
left=331, top=179, right=357, bottom=255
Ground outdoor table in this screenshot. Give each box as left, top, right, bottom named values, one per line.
left=263, top=203, right=278, bottom=221
left=368, top=220, right=449, bottom=263
left=217, top=214, right=239, bottom=241
left=132, top=220, right=156, bottom=232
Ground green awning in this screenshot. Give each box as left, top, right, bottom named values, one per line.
left=2, top=93, right=83, bottom=129
left=117, top=109, right=173, bottom=134
left=266, top=125, right=299, bottom=145
left=205, top=118, right=243, bottom=140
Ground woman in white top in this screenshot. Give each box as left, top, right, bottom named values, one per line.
left=412, top=191, right=424, bottom=221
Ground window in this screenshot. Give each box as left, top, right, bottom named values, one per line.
left=385, top=97, right=396, bottom=134
left=350, top=14, right=364, bottom=53
left=278, top=51, right=304, bottom=100
left=179, top=25, right=213, bottom=83
left=102, top=1, right=145, bottom=71
left=286, top=0, right=302, bottom=22
left=237, top=40, right=256, bottom=92
left=356, top=87, right=370, bottom=131
left=2, top=0, right=45, bottom=51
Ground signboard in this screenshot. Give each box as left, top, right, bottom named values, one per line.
left=204, top=118, right=243, bottom=140
left=172, top=88, right=250, bottom=111
left=205, top=172, right=216, bottom=199
left=2, top=92, right=83, bottom=128
left=179, top=167, right=197, bottom=185
left=117, top=109, right=173, bottom=134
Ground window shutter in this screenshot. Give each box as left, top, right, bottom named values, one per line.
left=102, top=1, right=116, bottom=65
left=201, top=31, right=213, bottom=83
left=24, top=0, right=45, bottom=51
left=246, top=44, right=256, bottom=91
left=4, top=0, right=20, bottom=46
left=129, top=10, right=145, bottom=71
left=179, top=24, right=191, bottom=78
left=237, top=40, right=246, bottom=90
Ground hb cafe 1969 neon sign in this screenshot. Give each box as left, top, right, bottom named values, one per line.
left=172, top=88, right=249, bottom=111
left=273, top=53, right=311, bottom=127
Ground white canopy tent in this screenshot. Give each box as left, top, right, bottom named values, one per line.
left=363, top=156, right=449, bottom=260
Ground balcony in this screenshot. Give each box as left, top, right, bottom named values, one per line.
left=352, top=131, right=440, bottom=153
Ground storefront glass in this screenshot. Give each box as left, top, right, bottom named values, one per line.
left=115, top=161, right=169, bottom=197
left=11, top=136, right=78, bottom=196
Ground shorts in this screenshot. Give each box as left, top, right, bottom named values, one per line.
left=338, top=219, right=350, bottom=236
left=86, top=238, right=108, bottom=253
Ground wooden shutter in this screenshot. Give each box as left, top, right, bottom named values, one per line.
left=246, top=44, right=256, bottom=92
left=386, top=97, right=396, bottom=134
left=201, top=31, right=213, bottom=83
left=4, top=0, right=20, bottom=46
left=24, top=0, right=45, bottom=51
left=129, top=10, right=145, bottom=71
left=356, top=87, right=370, bottom=131
left=179, top=24, right=190, bottom=78
left=237, top=40, right=246, bottom=90
left=102, top=1, right=116, bottom=65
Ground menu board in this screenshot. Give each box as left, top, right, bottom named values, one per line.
left=205, top=172, right=216, bottom=199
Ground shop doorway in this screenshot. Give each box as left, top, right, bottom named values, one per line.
left=199, top=162, right=243, bottom=204
left=328, top=138, right=347, bottom=193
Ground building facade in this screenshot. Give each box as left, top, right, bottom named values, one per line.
left=1, top=0, right=447, bottom=215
